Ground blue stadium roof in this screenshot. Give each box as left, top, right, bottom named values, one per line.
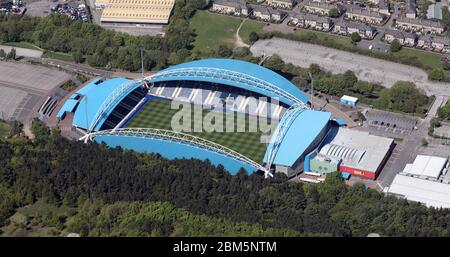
left=263, top=110, right=331, bottom=167
left=149, top=59, right=308, bottom=106
left=94, top=135, right=257, bottom=174
left=72, top=78, right=140, bottom=131
left=57, top=99, right=78, bottom=119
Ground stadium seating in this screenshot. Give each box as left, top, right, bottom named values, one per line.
left=149, top=81, right=289, bottom=120
left=100, top=87, right=146, bottom=130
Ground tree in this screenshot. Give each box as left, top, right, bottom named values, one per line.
left=352, top=81, right=373, bottom=96
left=421, top=138, right=428, bottom=147
left=443, top=61, right=450, bottom=71
left=377, top=81, right=429, bottom=113
left=309, top=63, right=322, bottom=76
left=390, top=39, right=402, bottom=52
left=264, top=54, right=285, bottom=71
left=216, top=44, right=233, bottom=57
left=72, top=50, right=84, bottom=64
left=350, top=32, right=361, bottom=43
left=249, top=32, right=259, bottom=44
left=343, top=70, right=358, bottom=87
left=428, top=68, right=446, bottom=81
left=6, top=48, right=16, bottom=60
left=437, top=104, right=450, bottom=120
left=328, top=8, right=340, bottom=18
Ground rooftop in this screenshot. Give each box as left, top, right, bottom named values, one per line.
left=72, top=77, right=140, bottom=131
left=149, top=58, right=309, bottom=106
left=346, top=7, right=384, bottom=18
left=402, top=155, right=448, bottom=179
left=97, top=0, right=175, bottom=24
left=385, top=28, right=416, bottom=39
left=397, top=16, right=443, bottom=28
left=427, top=2, right=443, bottom=20
left=336, top=20, right=376, bottom=31
left=292, top=11, right=332, bottom=23
left=304, top=0, right=334, bottom=9
left=319, top=128, right=394, bottom=173
left=419, top=34, right=450, bottom=44
left=213, top=0, right=246, bottom=8
left=341, top=95, right=358, bottom=103
left=387, top=174, right=450, bottom=209
left=264, top=109, right=331, bottom=167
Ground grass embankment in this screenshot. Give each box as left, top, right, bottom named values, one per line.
left=190, top=11, right=242, bottom=52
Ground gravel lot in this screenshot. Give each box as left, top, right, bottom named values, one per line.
left=0, top=61, right=72, bottom=124
left=0, top=87, right=28, bottom=121
left=0, top=61, right=71, bottom=92
left=0, top=45, right=43, bottom=58
left=251, top=38, right=450, bottom=97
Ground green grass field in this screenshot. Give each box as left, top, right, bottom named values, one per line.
left=292, top=29, right=354, bottom=48
left=190, top=10, right=242, bottom=52
left=126, top=100, right=272, bottom=163
left=391, top=47, right=442, bottom=69
left=42, top=51, right=74, bottom=62
left=0, top=121, right=11, bottom=138
left=239, top=19, right=264, bottom=45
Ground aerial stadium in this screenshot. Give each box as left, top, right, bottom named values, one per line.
left=56, top=58, right=336, bottom=178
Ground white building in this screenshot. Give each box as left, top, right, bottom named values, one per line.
left=387, top=155, right=450, bottom=209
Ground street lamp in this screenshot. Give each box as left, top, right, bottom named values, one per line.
left=308, top=72, right=314, bottom=109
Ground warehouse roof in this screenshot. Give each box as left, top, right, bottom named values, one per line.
left=387, top=174, right=450, bottom=209
left=402, top=155, right=448, bottom=179
left=319, top=128, right=394, bottom=173
left=149, top=58, right=309, bottom=106
left=263, top=109, right=331, bottom=167
left=97, top=0, right=175, bottom=24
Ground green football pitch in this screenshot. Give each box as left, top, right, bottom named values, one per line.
left=126, top=100, right=275, bottom=163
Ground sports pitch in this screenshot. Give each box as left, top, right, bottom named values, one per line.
left=126, top=100, right=275, bottom=163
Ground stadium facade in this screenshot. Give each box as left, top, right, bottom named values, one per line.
left=57, top=58, right=339, bottom=178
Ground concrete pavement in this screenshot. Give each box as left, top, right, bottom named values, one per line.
left=251, top=38, right=450, bottom=97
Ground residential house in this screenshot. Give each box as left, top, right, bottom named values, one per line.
left=395, top=16, right=445, bottom=34
left=211, top=0, right=250, bottom=17
left=303, top=0, right=342, bottom=16
left=289, top=12, right=334, bottom=31
left=417, top=34, right=450, bottom=53
left=266, top=0, right=297, bottom=9
left=334, top=20, right=377, bottom=39
left=378, top=0, right=390, bottom=16
left=251, top=4, right=286, bottom=22
left=406, top=0, right=417, bottom=19
left=384, top=29, right=417, bottom=47
left=345, top=6, right=386, bottom=25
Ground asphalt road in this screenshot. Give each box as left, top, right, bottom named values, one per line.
left=251, top=38, right=450, bottom=97
left=376, top=95, right=448, bottom=187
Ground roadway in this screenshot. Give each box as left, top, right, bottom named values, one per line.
left=376, top=95, right=448, bottom=187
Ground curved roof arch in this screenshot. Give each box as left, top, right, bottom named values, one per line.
left=147, top=59, right=309, bottom=106
left=71, top=78, right=142, bottom=132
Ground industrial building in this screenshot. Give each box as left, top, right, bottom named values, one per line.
left=307, top=128, right=394, bottom=179
left=55, top=59, right=336, bottom=178
left=386, top=155, right=450, bottom=208
left=95, top=0, right=176, bottom=24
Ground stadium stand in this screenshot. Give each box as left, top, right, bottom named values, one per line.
left=57, top=59, right=335, bottom=177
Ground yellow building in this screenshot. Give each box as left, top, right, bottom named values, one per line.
left=95, top=0, right=176, bottom=24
